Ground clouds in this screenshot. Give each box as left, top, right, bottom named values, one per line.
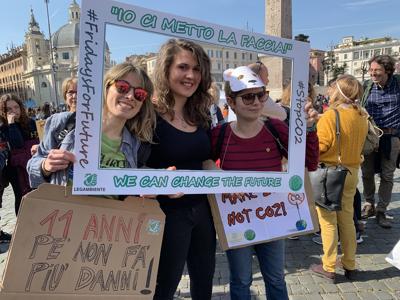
left=342, top=0, right=390, bottom=8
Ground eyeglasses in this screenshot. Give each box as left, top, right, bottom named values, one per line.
left=237, top=90, right=268, bottom=105
left=66, top=90, right=77, bottom=96
left=109, top=79, right=148, bottom=102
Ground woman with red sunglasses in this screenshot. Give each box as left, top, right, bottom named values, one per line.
left=146, top=38, right=215, bottom=300
left=28, top=62, right=156, bottom=188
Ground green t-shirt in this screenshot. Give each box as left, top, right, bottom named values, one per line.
left=100, top=133, right=127, bottom=169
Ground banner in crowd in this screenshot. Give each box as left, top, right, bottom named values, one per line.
left=73, top=0, right=310, bottom=195
left=0, top=184, right=164, bottom=299
left=209, top=172, right=318, bottom=250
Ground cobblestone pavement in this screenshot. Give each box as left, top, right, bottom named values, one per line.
left=1, top=170, right=400, bottom=299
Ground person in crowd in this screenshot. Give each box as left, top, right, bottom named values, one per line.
left=61, top=77, right=78, bottom=113
left=248, top=60, right=287, bottom=121
left=279, top=81, right=321, bottom=125
left=211, top=66, right=319, bottom=300
left=0, top=94, right=39, bottom=215
left=0, top=122, right=11, bottom=243
left=208, top=81, right=225, bottom=128
left=222, top=103, right=229, bottom=120
left=27, top=62, right=155, bottom=188
left=309, top=74, right=368, bottom=282
left=36, top=102, right=51, bottom=120
left=360, top=55, right=400, bottom=228
left=146, top=38, right=215, bottom=300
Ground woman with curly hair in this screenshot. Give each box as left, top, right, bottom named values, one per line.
left=146, top=38, right=216, bottom=300
left=0, top=93, right=39, bottom=214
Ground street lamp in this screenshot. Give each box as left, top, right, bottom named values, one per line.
left=44, top=0, right=59, bottom=108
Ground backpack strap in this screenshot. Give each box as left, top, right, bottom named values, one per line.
left=137, top=142, right=151, bottom=168
left=56, top=112, right=76, bottom=148
left=264, top=119, right=288, bottom=158
left=213, top=122, right=229, bottom=160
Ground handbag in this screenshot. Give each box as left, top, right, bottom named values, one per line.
left=362, top=114, right=383, bottom=156
left=309, top=109, right=349, bottom=211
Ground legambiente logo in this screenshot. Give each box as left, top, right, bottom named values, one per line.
left=84, top=173, right=97, bottom=186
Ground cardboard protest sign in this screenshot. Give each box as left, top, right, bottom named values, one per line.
left=0, top=184, right=164, bottom=299
left=209, top=171, right=318, bottom=250
left=73, top=0, right=311, bottom=195
left=35, top=120, right=46, bottom=141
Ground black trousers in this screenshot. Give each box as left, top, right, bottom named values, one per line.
left=153, top=200, right=216, bottom=300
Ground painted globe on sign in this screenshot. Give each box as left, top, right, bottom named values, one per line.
left=244, top=229, right=256, bottom=241
left=296, top=219, right=307, bottom=231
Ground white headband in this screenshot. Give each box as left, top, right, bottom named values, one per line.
left=336, top=81, right=359, bottom=104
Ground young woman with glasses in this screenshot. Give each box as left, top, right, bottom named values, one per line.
left=146, top=38, right=216, bottom=300
left=28, top=62, right=155, bottom=188
left=211, top=66, right=319, bottom=300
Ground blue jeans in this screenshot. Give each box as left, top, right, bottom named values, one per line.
left=226, top=240, right=288, bottom=300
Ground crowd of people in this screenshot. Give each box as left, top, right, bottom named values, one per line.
left=0, top=38, right=399, bottom=299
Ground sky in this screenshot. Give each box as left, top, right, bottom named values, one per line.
left=1, top=0, right=399, bottom=63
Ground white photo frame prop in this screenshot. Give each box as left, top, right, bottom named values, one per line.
left=74, top=0, right=310, bottom=195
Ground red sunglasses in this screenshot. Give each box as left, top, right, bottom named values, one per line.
left=109, top=79, right=148, bottom=102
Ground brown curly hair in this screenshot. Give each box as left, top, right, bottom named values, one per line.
left=153, top=39, right=212, bottom=129
left=0, top=93, right=31, bottom=131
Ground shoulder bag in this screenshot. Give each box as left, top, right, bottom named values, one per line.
left=309, top=109, right=349, bottom=211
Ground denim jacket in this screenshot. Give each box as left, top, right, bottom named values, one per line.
left=27, top=112, right=141, bottom=188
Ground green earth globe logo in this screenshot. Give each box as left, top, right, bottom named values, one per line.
left=244, top=229, right=256, bottom=241
left=289, top=175, right=302, bottom=191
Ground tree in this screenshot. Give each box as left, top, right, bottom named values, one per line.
left=294, top=34, right=310, bottom=43
left=331, top=62, right=347, bottom=80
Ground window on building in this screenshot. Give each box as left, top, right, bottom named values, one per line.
left=384, top=48, right=392, bottom=55
left=217, top=63, right=221, bottom=70
left=344, top=54, right=348, bottom=60
left=353, top=52, right=360, bottom=60
left=363, top=51, right=370, bottom=59
left=374, top=49, right=381, bottom=56
left=226, top=63, right=229, bottom=69
left=226, top=51, right=229, bottom=59
left=242, top=53, right=245, bottom=60
left=234, top=64, right=237, bottom=68
left=41, top=82, right=47, bottom=88
left=250, top=54, right=253, bottom=60
left=234, top=52, right=237, bottom=59
left=62, top=52, right=70, bottom=60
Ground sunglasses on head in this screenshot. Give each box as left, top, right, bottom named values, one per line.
left=109, top=79, right=148, bottom=102
left=236, top=89, right=268, bottom=105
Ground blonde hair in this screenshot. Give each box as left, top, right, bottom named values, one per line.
left=153, top=39, right=212, bottom=129
left=61, top=77, right=78, bottom=105
left=208, top=82, right=220, bottom=104
left=329, top=74, right=366, bottom=115
left=103, top=62, right=156, bottom=143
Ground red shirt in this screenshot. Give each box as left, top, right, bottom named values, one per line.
left=211, top=119, right=319, bottom=172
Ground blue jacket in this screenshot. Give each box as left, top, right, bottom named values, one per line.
left=27, top=112, right=141, bottom=188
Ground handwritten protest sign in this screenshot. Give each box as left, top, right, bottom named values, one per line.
left=73, top=0, right=311, bottom=195
left=0, top=184, right=164, bottom=299
left=209, top=172, right=318, bottom=250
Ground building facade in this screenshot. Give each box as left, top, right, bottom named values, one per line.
left=329, top=36, right=400, bottom=82
left=1, top=0, right=111, bottom=108
left=0, top=46, right=28, bottom=100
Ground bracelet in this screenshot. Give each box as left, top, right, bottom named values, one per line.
left=41, top=159, right=52, bottom=177
left=307, top=123, right=317, bottom=133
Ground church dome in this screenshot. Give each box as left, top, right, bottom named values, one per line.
left=52, top=22, right=79, bottom=49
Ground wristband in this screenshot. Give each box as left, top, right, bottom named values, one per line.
left=41, top=159, right=52, bottom=177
